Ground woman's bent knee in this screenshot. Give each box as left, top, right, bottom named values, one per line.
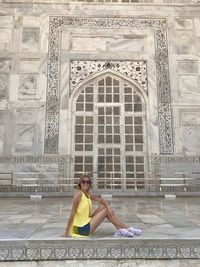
left=107, top=206, right=115, bottom=217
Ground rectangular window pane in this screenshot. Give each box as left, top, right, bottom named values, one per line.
left=98, top=116, right=104, bottom=124
left=134, top=117, right=142, bottom=124
left=98, top=95, right=104, bottom=102
left=75, top=135, right=83, bottom=143
left=75, top=156, right=83, bottom=163
left=86, top=104, right=93, bottom=111
left=98, top=126, right=104, bottom=133
left=125, top=117, right=133, bottom=124
left=114, top=135, right=120, bottom=143
left=85, top=116, right=93, bottom=124
left=86, top=95, right=93, bottom=102
left=75, top=145, right=83, bottom=151
left=98, top=135, right=104, bottom=143
left=85, top=145, right=93, bottom=151
left=106, top=95, right=112, bottom=102
left=134, top=104, right=142, bottom=112
left=76, top=103, right=84, bottom=111
left=85, top=135, right=93, bottom=143
left=75, top=125, right=83, bottom=133
left=85, top=126, right=93, bottom=133
left=76, top=116, right=83, bottom=124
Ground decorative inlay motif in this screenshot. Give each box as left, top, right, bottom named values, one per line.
left=96, top=247, right=108, bottom=258
left=138, top=247, right=150, bottom=258
left=165, top=247, right=177, bottom=258
left=194, top=247, right=200, bottom=258
left=26, top=248, right=38, bottom=260
left=40, top=248, right=52, bottom=259
left=110, top=247, right=122, bottom=258
left=82, top=247, right=95, bottom=258
left=54, top=248, right=66, bottom=259
left=124, top=247, right=136, bottom=258
left=46, top=16, right=173, bottom=154
left=153, top=247, right=164, bottom=258
left=180, top=247, right=191, bottom=258
left=0, top=249, right=9, bottom=261
left=70, top=60, right=147, bottom=96
left=11, top=248, right=24, bottom=260
left=68, top=247, right=80, bottom=258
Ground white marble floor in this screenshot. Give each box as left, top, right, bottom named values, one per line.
left=0, top=196, right=200, bottom=240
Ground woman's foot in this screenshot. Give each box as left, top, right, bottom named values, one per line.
left=127, top=227, right=142, bottom=236
left=114, top=228, right=134, bottom=237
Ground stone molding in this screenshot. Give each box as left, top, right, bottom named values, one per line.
left=153, top=155, right=200, bottom=164
left=45, top=16, right=174, bottom=155
left=0, top=156, right=66, bottom=163
left=0, top=239, right=199, bottom=261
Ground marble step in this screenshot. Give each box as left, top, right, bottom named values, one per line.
left=0, top=238, right=200, bottom=261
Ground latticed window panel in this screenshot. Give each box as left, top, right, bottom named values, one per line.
left=72, top=75, right=146, bottom=190
left=98, top=106, right=121, bottom=144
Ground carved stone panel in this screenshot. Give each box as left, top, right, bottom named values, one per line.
left=21, top=28, right=40, bottom=53
left=45, top=16, right=174, bottom=154
left=14, top=124, right=35, bottom=154
left=18, top=74, right=37, bottom=100
left=178, top=75, right=200, bottom=103
left=0, top=74, right=9, bottom=100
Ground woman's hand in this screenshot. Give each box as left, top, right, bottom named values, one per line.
left=100, top=198, right=110, bottom=207
left=65, top=229, right=70, bottom=237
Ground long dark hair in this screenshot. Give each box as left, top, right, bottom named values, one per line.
left=76, top=174, right=92, bottom=192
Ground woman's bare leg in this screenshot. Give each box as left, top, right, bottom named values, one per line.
left=91, top=205, right=105, bottom=218
left=90, top=204, right=129, bottom=233
left=106, top=205, right=129, bottom=229
left=90, top=206, right=108, bottom=233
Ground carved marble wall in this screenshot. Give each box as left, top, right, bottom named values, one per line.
left=0, top=1, right=200, bottom=192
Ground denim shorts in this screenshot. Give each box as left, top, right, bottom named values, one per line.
left=77, top=222, right=90, bottom=236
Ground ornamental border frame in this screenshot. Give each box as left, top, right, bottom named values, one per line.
left=44, top=16, right=174, bottom=155
left=0, top=239, right=199, bottom=261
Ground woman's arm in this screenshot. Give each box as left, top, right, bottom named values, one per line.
left=90, top=194, right=109, bottom=207
left=65, top=190, right=82, bottom=237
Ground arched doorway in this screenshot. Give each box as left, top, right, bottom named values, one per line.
left=71, top=73, right=147, bottom=191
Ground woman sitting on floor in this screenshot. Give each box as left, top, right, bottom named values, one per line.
left=65, top=174, right=142, bottom=238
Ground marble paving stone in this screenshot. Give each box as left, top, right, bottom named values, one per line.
left=0, top=197, right=200, bottom=241
left=41, top=222, right=66, bottom=229
left=0, top=229, right=35, bottom=239
left=137, top=214, right=167, bottom=224
left=29, top=228, right=63, bottom=239
left=24, top=218, right=49, bottom=224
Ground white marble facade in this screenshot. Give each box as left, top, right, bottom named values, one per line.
left=0, top=0, right=200, bottom=192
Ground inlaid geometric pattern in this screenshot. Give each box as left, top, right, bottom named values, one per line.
left=70, top=60, right=147, bottom=96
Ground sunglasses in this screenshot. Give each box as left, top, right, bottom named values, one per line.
left=81, top=180, right=91, bottom=185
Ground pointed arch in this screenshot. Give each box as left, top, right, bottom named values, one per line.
left=69, top=72, right=148, bottom=191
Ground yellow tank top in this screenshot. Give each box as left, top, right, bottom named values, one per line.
left=70, top=190, right=92, bottom=238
